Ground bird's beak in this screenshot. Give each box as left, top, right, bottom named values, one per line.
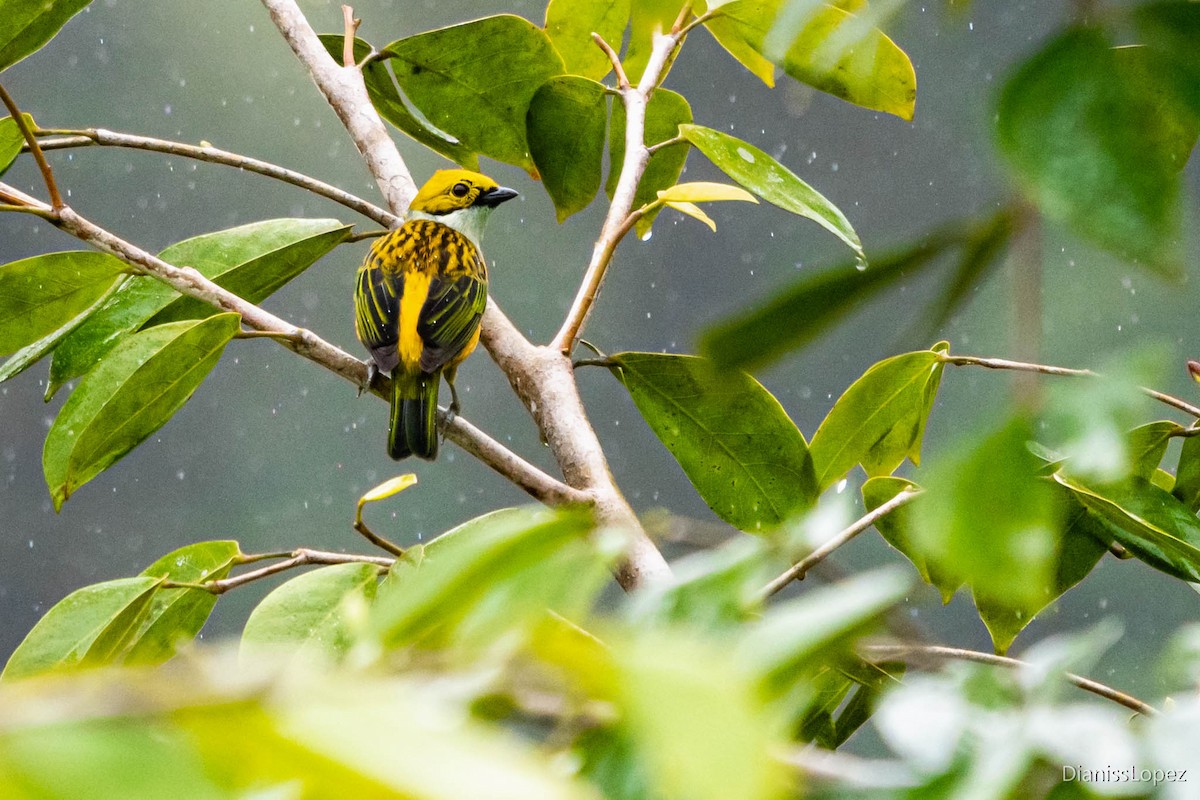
left=477, top=186, right=519, bottom=208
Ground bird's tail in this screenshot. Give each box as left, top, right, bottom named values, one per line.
left=389, top=370, right=439, bottom=460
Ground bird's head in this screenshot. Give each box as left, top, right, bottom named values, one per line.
left=407, top=169, right=518, bottom=247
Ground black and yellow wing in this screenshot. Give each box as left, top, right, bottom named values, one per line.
left=417, top=266, right=487, bottom=374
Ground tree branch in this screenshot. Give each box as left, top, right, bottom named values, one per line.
left=943, top=354, right=1200, bottom=418
left=863, top=643, right=1159, bottom=717
left=32, top=129, right=398, bottom=227
left=166, top=548, right=392, bottom=594
left=761, top=489, right=922, bottom=599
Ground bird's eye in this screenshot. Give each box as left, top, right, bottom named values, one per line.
left=451, top=182, right=470, bottom=198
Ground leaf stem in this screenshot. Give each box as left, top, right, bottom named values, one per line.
left=0, top=83, right=63, bottom=209
left=592, top=32, right=629, bottom=90
left=341, top=4, right=361, bottom=68
left=165, top=548, right=392, bottom=594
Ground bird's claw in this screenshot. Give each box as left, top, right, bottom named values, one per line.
left=358, top=362, right=379, bottom=397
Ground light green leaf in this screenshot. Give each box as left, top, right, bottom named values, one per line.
left=663, top=200, right=716, bottom=231
left=128, top=540, right=242, bottom=665
left=0, top=113, right=35, bottom=176
left=359, top=473, right=418, bottom=507
left=0, top=0, right=91, bottom=72
left=656, top=181, right=757, bottom=204
left=545, top=0, right=631, bottom=80
left=624, top=0, right=687, bottom=80
left=241, top=563, right=381, bottom=666
left=704, top=0, right=916, bottom=119
left=996, top=28, right=1190, bottom=278
left=863, top=476, right=960, bottom=603
left=43, top=313, right=240, bottom=510
left=608, top=352, right=817, bottom=532
left=1134, top=2, right=1200, bottom=126
left=607, top=88, right=692, bottom=236
left=808, top=344, right=948, bottom=492
left=1127, top=421, right=1187, bottom=480
left=49, top=218, right=349, bottom=396
left=382, top=16, right=565, bottom=173
left=1172, top=433, right=1200, bottom=512
left=3, top=577, right=161, bottom=680
left=680, top=124, right=863, bottom=259
left=1054, top=472, right=1200, bottom=584
left=527, top=76, right=609, bottom=221
left=0, top=251, right=126, bottom=357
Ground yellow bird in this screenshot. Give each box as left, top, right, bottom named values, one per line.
left=355, top=169, right=518, bottom=460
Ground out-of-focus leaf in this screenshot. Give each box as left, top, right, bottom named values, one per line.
left=607, top=352, right=817, bottom=531
left=624, top=0, right=687, bottom=80
left=996, top=28, right=1191, bottom=278
left=43, top=314, right=240, bottom=510
left=0, top=0, right=91, bottom=72
left=0, top=251, right=126, bottom=357
left=545, top=0, right=631, bottom=80
left=1135, top=2, right=1200, bottom=122
left=914, top=209, right=1013, bottom=336
left=1127, top=421, right=1187, bottom=480
left=863, top=476, right=960, bottom=603
left=701, top=236, right=955, bottom=373
left=913, top=417, right=1062, bottom=643
left=703, top=0, right=916, bottom=119
left=1172, top=433, right=1200, bottom=511
left=241, top=563, right=381, bottom=666
left=129, top=541, right=241, bottom=665
left=680, top=124, right=863, bottom=260
left=1054, top=473, right=1200, bottom=583
left=808, top=344, right=948, bottom=492
left=528, top=76, right=609, bottom=221
left=3, top=577, right=160, bottom=680
left=382, top=16, right=565, bottom=173
left=0, top=113, right=35, bottom=175
left=574, top=728, right=654, bottom=800
left=628, top=538, right=768, bottom=629
left=607, top=88, right=692, bottom=236
left=49, top=218, right=348, bottom=395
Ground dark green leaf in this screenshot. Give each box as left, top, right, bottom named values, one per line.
left=128, top=540, right=241, bottom=665
left=0, top=113, right=35, bottom=176
left=528, top=76, right=609, bottom=221
left=704, top=0, right=916, bottom=119
left=0, top=0, right=91, bottom=72
left=49, top=218, right=348, bottom=396
left=3, top=577, right=160, bottom=680
left=1054, top=473, right=1200, bottom=583
left=1172, top=433, right=1200, bottom=512
left=996, top=28, right=1189, bottom=277
left=241, top=563, right=381, bottom=666
left=701, top=237, right=955, bottom=373
left=0, top=251, right=126, bottom=357
left=319, top=34, right=481, bottom=168
left=607, top=88, right=692, bottom=236
left=863, top=476, right=960, bottom=603
left=808, top=344, right=948, bottom=492
left=1135, top=1, right=1200, bottom=122
left=545, top=0, right=631, bottom=80
left=382, top=16, right=565, bottom=172
left=608, top=352, right=817, bottom=532
left=680, top=124, right=862, bottom=259
left=43, top=313, right=240, bottom=510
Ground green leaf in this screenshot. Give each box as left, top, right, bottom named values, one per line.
left=1127, top=421, right=1187, bottom=480
left=808, top=344, right=948, bottom=492
left=128, top=540, right=241, bottom=665
left=545, top=0, right=631, bottom=80
left=656, top=181, right=757, bottom=204
left=49, top=218, right=348, bottom=396
left=704, top=0, right=916, bottom=119
left=43, top=313, right=240, bottom=510
left=1172, top=433, right=1200, bottom=512
left=0, top=0, right=91, bottom=72
left=319, top=34, right=481, bottom=169
left=628, top=538, right=769, bottom=629
left=701, top=236, right=955, bottom=372
left=1054, top=472, right=1200, bottom=583
left=1135, top=1, right=1200, bottom=122
left=996, top=28, right=1190, bottom=278
left=0, top=113, right=35, bottom=176
left=863, top=476, right=960, bottom=603
left=607, top=352, right=817, bottom=532
left=913, top=209, right=1013, bottom=337
left=381, top=16, right=565, bottom=173
left=3, top=577, right=161, bottom=680
left=241, top=563, right=381, bottom=666
left=607, top=88, right=693, bottom=236
left=527, top=76, right=609, bottom=221
left=680, top=124, right=863, bottom=259
left=0, top=251, right=127, bottom=357
left=624, top=0, right=687, bottom=79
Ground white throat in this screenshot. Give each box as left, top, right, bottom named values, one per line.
left=408, top=207, right=493, bottom=250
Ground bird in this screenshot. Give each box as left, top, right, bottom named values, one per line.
left=354, top=169, right=518, bottom=460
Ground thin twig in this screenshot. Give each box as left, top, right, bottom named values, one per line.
left=33, top=129, right=397, bottom=227
left=943, top=354, right=1200, bottom=418
left=863, top=643, right=1158, bottom=717
left=352, top=519, right=406, bottom=557
left=341, top=5, right=361, bottom=68
left=165, top=548, right=392, bottom=594
left=761, top=489, right=922, bottom=599
left=0, top=83, right=63, bottom=209
left=646, top=134, right=686, bottom=155
left=592, top=32, right=629, bottom=89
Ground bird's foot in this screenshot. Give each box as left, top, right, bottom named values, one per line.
left=358, top=362, right=379, bottom=397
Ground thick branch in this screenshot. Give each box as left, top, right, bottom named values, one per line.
left=863, top=643, right=1158, bottom=717
left=33, top=129, right=397, bottom=227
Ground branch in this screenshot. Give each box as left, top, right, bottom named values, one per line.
left=863, top=643, right=1159, bottom=717
left=0, top=83, right=63, bottom=209
left=943, top=354, right=1200, bottom=418
left=260, top=0, right=416, bottom=216
left=341, top=5, right=361, bottom=68
left=166, top=548, right=392, bottom=594
left=32, top=129, right=398, bottom=227
left=761, top=489, right=922, bottom=599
